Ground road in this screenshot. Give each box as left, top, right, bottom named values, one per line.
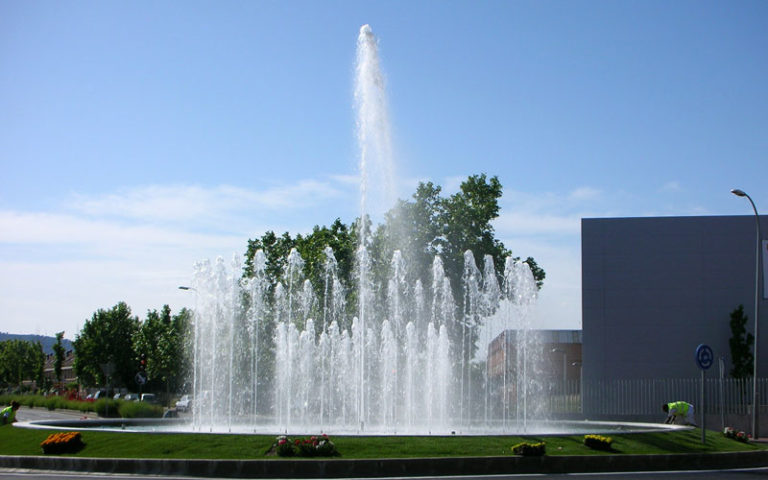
left=1, top=469, right=768, bottom=479
left=14, top=407, right=88, bottom=424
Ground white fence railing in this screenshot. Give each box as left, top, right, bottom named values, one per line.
left=543, top=377, right=767, bottom=417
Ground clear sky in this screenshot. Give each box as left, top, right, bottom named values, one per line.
left=1, top=1, right=766, bottom=339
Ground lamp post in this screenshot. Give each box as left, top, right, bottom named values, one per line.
left=731, top=188, right=762, bottom=439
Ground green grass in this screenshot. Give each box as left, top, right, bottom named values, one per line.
left=0, top=427, right=764, bottom=459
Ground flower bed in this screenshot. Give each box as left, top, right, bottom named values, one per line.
left=723, top=427, right=750, bottom=443
left=511, top=441, right=546, bottom=456
left=268, top=434, right=340, bottom=457
left=40, top=431, right=85, bottom=455
left=583, top=434, right=613, bottom=451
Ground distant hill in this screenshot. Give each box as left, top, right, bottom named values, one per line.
left=0, top=332, right=74, bottom=355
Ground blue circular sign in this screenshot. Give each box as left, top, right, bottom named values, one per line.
left=696, top=344, right=714, bottom=370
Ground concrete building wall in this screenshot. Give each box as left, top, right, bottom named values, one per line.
left=582, top=215, right=768, bottom=386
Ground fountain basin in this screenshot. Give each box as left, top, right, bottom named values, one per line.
left=18, top=418, right=689, bottom=436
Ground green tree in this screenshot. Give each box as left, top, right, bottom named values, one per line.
left=0, top=339, right=45, bottom=388
left=244, top=231, right=297, bottom=289
left=134, top=305, right=191, bottom=404
left=53, top=331, right=65, bottom=385
left=440, top=174, right=509, bottom=282
left=729, top=304, right=754, bottom=378
left=73, top=302, right=140, bottom=387
left=368, top=182, right=444, bottom=296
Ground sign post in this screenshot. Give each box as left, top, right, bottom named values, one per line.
left=696, top=344, right=714, bottom=444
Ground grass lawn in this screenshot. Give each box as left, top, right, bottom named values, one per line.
left=0, top=426, right=765, bottom=459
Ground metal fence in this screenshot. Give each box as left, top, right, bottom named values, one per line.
left=544, top=377, right=768, bottom=417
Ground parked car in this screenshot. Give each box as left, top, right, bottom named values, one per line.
left=85, top=389, right=107, bottom=402
left=123, top=393, right=139, bottom=401
left=140, top=393, right=158, bottom=404
left=112, top=393, right=121, bottom=400
left=175, top=394, right=192, bottom=412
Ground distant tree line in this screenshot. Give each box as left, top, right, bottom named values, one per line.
left=0, top=304, right=191, bottom=400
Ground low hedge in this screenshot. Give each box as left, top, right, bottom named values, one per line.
left=0, top=394, right=162, bottom=418
left=117, top=401, right=163, bottom=418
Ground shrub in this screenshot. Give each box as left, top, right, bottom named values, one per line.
left=0, top=394, right=47, bottom=410
left=94, top=399, right=121, bottom=418
left=117, top=401, right=163, bottom=418
left=511, top=441, right=546, bottom=456
left=584, top=434, right=613, bottom=451
left=268, top=436, right=296, bottom=457
left=268, top=434, right=340, bottom=457
left=723, top=427, right=750, bottom=442
left=40, top=431, right=85, bottom=454
left=297, top=435, right=340, bottom=457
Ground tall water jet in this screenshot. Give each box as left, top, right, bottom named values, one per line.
left=355, top=24, right=395, bottom=220
left=355, top=23, right=396, bottom=431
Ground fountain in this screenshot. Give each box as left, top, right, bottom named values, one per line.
left=22, top=25, right=685, bottom=439
left=189, top=251, right=539, bottom=435
left=185, top=25, right=547, bottom=435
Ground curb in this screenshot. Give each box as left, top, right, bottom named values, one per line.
left=2, top=451, right=768, bottom=478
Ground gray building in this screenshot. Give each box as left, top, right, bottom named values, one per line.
left=582, top=215, right=767, bottom=417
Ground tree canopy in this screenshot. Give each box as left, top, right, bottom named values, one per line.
left=133, top=305, right=191, bottom=397
left=73, top=302, right=140, bottom=387
left=246, top=174, right=544, bottom=315
left=0, top=339, right=44, bottom=388
left=242, top=174, right=545, bottom=364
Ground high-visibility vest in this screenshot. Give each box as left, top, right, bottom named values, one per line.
left=0, top=406, right=15, bottom=424
left=668, top=401, right=689, bottom=415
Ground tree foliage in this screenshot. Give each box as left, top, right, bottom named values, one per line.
left=73, top=302, right=140, bottom=387
left=0, top=339, right=44, bottom=388
left=242, top=174, right=546, bottom=363
left=133, top=305, right=191, bottom=397
left=729, top=304, right=754, bottom=378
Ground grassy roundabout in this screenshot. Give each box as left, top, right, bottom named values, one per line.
left=1, top=426, right=765, bottom=459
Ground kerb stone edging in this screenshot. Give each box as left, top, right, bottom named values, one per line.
left=2, top=450, right=768, bottom=478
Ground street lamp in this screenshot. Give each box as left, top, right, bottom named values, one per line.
left=731, top=188, right=762, bottom=439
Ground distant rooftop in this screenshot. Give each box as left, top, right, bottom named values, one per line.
left=493, top=329, right=582, bottom=344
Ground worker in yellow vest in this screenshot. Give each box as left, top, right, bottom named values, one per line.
left=1, top=401, right=20, bottom=425
left=663, top=401, right=696, bottom=426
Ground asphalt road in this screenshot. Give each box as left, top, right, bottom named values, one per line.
left=1, top=468, right=768, bottom=479
left=13, top=407, right=88, bottom=424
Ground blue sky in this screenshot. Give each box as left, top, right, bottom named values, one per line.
left=1, top=1, right=766, bottom=338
